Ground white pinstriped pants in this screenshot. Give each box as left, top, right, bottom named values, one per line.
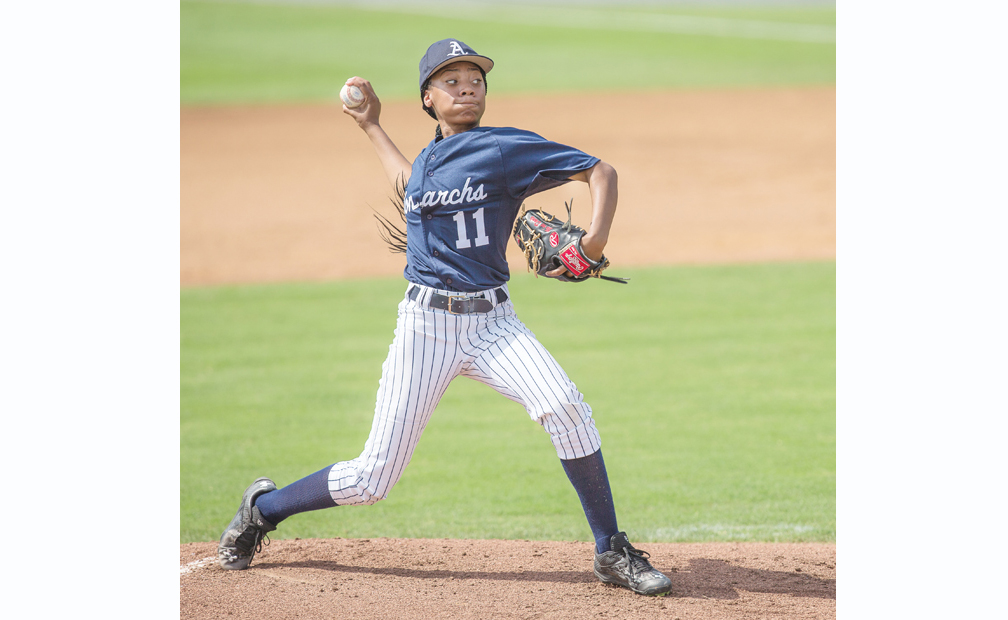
left=327, top=282, right=601, bottom=506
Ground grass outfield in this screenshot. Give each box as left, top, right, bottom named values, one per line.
left=181, top=1, right=836, bottom=104
left=181, top=262, right=835, bottom=544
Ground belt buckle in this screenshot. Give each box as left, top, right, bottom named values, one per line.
left=447, top=295, right=468, bottom=315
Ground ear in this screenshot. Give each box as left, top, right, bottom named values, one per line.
left=422, top=88, right=433, bottom=108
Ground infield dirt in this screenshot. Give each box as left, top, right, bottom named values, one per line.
left=181, top=87, right=835, bottom=286
left=180, top=87, right=836, bottom=618
left=181, top=538, right=835, bottom=619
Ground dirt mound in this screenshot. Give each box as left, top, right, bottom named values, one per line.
left=181, top=538, right=835, bottom=619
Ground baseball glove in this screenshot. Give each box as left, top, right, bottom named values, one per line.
left=512, top=201, right=628, bottom=284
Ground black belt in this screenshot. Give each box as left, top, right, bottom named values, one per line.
left=408, top=285, right=508, bottom=314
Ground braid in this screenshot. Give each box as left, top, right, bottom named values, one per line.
left=373, top=173, right=409, bottom=254
left=435, top=125, right=443, bottom=141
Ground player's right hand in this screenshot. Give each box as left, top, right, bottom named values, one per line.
left=342, top=77, right=381, bottom=129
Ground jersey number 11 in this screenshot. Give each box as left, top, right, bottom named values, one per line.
left=453, top=208, right=490, bottom=249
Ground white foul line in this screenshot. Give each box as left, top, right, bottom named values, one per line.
left=180, top=556, right=217, bottom=575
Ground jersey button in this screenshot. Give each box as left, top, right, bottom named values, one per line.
left=426, top=214, right=432, bottom=220
left=446, top=277, right=453, bottom=286
left=430, top=155, right=436, bottom=161
left=428, top=171, right=434, bottom=176
left=433, top=250, right=439, bottom=257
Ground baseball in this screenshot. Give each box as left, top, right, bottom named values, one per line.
left=340, top=84, right=365, bottom=108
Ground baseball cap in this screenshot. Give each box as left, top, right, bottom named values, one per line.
left=418, top=39, right=494, bottom=89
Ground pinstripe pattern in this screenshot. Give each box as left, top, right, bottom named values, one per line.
left=327, top=283, right=601, bottom=506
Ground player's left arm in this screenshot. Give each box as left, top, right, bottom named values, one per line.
left=544, top=160, right=617, bottom=278
left=569, top=161, right=618, bottom=262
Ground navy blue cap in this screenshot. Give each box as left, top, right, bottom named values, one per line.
left=418, top=39, right=494, bottom=89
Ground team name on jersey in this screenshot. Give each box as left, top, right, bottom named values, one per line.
left=404, top=177, right=488, bottom=213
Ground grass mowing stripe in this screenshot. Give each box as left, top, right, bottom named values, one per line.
left=181, top=1, right=836, bottom=104
left=182, top=262, right=835, bottom=543
left=376, top=5, right=836, bottom=44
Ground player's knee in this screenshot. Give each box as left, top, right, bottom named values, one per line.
left=350, top=470, right=396, bottom=505
left=356, top=491, right=382, bottom=505
left=530, top=400, right=587, bottom=424
left=351, top=482, right=389, bottom=505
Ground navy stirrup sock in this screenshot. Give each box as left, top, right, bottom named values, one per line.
left=253, top=465, right=337, bottom=525
left=560, top=450, right=619, bottom=554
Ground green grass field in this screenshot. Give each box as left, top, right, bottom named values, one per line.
left=181, top=1, right=836, bottom=104
left=182, top=262, right=835, bottom=544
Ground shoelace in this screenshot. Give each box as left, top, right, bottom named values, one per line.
left=257, top=532, right=271, bottom=554
left=235, top=527, right=271, bottom=556
left=620, top=544, right=655, bottom=577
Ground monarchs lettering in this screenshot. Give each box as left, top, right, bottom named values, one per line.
left=404, top=177, right=488, bottom=213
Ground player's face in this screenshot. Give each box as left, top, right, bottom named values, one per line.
left=424, top=61, right=486, bottom=130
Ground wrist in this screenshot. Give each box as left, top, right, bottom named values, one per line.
left=580, top=233, right=606, bottom=262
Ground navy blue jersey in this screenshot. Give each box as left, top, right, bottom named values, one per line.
left=402, top=126, right=599, bottom=292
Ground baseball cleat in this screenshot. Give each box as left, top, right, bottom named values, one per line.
left=218, top=477, right=278, bottom=570
left=594, top=532, right=672, bottom=596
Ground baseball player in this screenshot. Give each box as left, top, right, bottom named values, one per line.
left=218, top=38, right=672, bottom=597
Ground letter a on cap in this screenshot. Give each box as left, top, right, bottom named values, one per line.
left=448, top=41, right=466, bottom=57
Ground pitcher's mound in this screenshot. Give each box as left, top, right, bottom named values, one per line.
left=181, top=537, right=835, bottom=619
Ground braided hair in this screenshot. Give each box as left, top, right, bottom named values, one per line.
left=421, top=67, right=487, bottom=141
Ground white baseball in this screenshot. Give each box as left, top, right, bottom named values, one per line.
left=340, top=84, right=365, bottom=108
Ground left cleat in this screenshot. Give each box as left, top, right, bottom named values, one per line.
left=593, top=532, right=672, bottom=596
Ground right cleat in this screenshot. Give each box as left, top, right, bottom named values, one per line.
left=217, top=477, right=278, bottom=570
